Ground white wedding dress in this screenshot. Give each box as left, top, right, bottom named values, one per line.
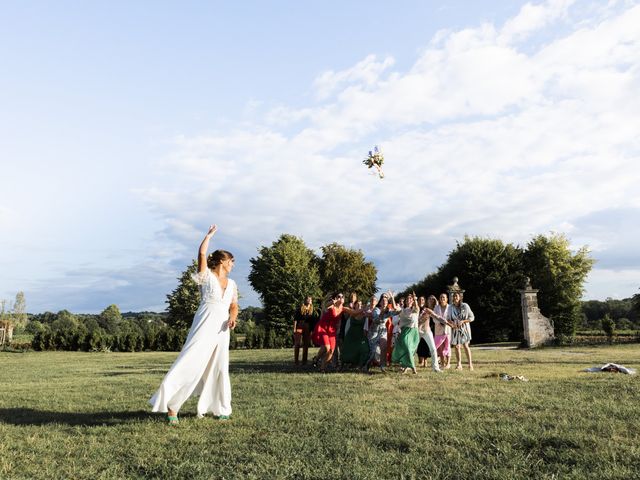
left=149, top=269, right=237, bottom=417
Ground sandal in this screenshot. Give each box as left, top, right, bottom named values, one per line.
left=166, top=414, right=179, bottom=425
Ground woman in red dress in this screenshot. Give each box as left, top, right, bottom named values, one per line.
left=312, top=292, right=361, bottom=372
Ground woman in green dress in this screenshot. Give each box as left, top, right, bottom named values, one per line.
left=340, top=300, right=370, bottom=369
left=391, top=293, right=422, bottom=374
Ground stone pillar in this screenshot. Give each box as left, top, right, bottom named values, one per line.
left=447, top=277, right=465, bottom=304
left=519, top=277, right=554, bottom=347
left=0, top=320, right=13, bottom=345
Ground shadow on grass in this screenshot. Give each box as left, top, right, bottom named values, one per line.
left=100, top=369, right=168, bottom=377
left=99, top=361, right=323, bottom=376
left=97, top=360, right=331, bottom=377
left=230, top=359, right=373, bottom=375
left=231, top=361, right=323, bottom=374
left=0, top=408, right=158, bottom=426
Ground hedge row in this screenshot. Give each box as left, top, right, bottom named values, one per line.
left=29, top=326, right=299, bottom=352
left=31, top=327, right=189, bottom=352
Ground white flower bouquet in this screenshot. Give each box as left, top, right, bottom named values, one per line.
left=363, top=145, right=385, bottom=179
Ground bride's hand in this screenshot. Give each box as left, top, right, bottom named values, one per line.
left=206, top=224, right=218, bottom=237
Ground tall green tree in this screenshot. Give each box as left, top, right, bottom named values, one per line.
left=401, top=233, right=593, bottom=342
left=98, top=304, right=122, bottom=334
left=523, top=233, right=594, bottom=337
left=51, top=310, right=79, bottom=332
left=318, top=242, right=377, bottom=299
left=401, top=272, right=443, bottom=301
left=632, top=289, right=640, bottom=318
left=441, top=237, right=525, bottom=342
left=165, top=260, right=201, bottom=329
left=401, top=237, right=524, bottom=342
left=248, top=234, right=322, bottom=341
left=601, top=313, right=615, bottom=342
left=13, top=292, right=27, bottom=327
left=0, top=300, right=10, bottom=324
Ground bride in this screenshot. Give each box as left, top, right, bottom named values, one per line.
left=149, top=224, right=239, bottom=423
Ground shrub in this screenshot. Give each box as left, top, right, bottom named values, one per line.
left=32, top=330, right=53, bottom=351
left=601, top=314, right=615, bottom=343
left=84, top=330, right=107, bottom=351
left=229, top=330, right=237, bottom=350
left=25, top=320, right=46, bottom=336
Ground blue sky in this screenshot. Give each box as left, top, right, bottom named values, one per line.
left=1, top=0, right=639, bottom=313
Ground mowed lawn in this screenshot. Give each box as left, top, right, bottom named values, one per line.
left=1, top=345, right=639, bottom=479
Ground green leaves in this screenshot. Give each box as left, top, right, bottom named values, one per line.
left=524, top=234, right=594, bottom=337
left=401, top=234, right=594, bottom=342
left=165, top=260, right=200, bottom=329
left=249, top=235, right=322, bottom=336
left=248, top=235, right=378, bottom=341
left=319, top=243, right=377, bottom=299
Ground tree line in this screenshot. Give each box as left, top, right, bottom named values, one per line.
left=581, top=297, right=639, bottom=331
left=3, top=232, right=639, bottom=351
left=166, top=231, right=601, bottom=346
left=25, top=307, right=184, bottom=352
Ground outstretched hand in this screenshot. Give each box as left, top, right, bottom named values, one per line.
left=206, top=224, right=218, bottom=237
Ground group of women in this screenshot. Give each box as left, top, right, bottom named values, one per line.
left=300, top=290, right=475, bottom=374
left=147, top=224, right=475, bottom=425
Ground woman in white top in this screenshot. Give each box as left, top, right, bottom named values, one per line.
left=150, top=224, right=239, bottom=423
left=433, top=293, right=452, bottom=369
left=417, top=295, right=443, bottom=372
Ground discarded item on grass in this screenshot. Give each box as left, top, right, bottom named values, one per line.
left=499, top=373, right=528, bottom=382
left=583, top=363, right=636, bottom=375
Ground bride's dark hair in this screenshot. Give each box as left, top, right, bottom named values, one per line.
left=207, top=250, right=234, bottom=269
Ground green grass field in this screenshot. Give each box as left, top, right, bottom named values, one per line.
left=1, top=345, right=639, bottom=479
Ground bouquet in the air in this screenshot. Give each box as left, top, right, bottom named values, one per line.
left=363, top=145, right=385, bottom=179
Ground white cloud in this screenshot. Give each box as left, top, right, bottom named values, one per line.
left=500, top=0, right=576, bottom=43
left=0, top=205, right=16, bottom=230
left=313, top=54, right=395, bottom=100
left=584, top=268, right=640, bottom=300
left=135, top=1, right=640, bottom=304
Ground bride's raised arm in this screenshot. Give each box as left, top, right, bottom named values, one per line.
left=197, top=224, right=218, bottom=274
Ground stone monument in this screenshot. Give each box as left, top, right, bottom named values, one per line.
left=447, top=276, right=465, bottom=304
left=519, top=277, right=554, bottom=347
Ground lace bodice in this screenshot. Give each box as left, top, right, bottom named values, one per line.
left=192, top=269, right=238, bottom=306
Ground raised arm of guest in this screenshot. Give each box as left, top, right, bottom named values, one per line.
left=388, top=291, right=400, bottom=311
